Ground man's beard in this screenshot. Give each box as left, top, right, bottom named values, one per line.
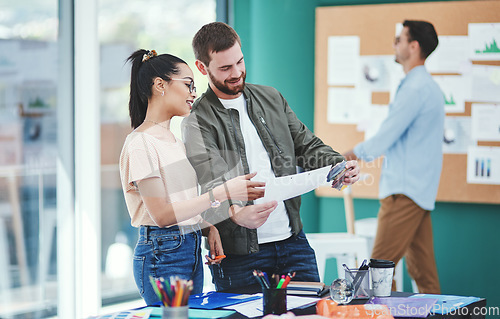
left=208, top=69, right=246, bottom=96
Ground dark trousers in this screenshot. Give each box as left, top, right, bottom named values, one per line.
left=211, top=230, right=320, bottom=291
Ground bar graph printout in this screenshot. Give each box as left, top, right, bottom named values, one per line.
left=432, top=75, right=470, bottom=113
left=469, top=23, right=500, bottom=61
left=467, top=146, right=500, bottom=185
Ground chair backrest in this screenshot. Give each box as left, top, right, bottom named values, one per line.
left=306, top=232, right=369, bottom=283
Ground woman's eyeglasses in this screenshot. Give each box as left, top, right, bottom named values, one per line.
left=171, top=78, right=196, bottom=93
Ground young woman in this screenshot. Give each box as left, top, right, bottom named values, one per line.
left=119, top=49, right=269, bottom=304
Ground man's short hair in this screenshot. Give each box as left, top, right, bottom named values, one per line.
left=192, top=22, right=242, bottom=66
left=403, top=20, right=439, bottom=59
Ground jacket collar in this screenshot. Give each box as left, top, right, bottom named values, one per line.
left=196, top=84, right=251, bottom=111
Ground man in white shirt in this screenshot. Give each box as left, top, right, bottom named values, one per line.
left=183, top=22, right=360, bottom=291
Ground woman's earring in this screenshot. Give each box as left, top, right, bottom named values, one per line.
left=161, top=91, right=164, bottom=96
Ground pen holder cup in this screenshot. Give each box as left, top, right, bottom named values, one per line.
left=344, top=268, right=371, bottom=299
left=263, top=288, right=287, bottom=315
left=162, top=305, right=189, bottom=319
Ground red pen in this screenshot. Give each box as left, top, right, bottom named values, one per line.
left=282, top=275, right=291, bottom=288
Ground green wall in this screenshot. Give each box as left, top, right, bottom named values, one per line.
left=232, top=0, right=500, bottom=309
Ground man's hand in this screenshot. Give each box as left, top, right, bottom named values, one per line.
left=342, top=160, right=360, bottom=185
left=343, top=150, right=358, bottom=161
left=229, top=201, right=278, bottom=229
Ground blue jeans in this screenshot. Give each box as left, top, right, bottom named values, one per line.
left=133, top=225, right=203, bottom=305
left=211, top=230, right=320, bottom=291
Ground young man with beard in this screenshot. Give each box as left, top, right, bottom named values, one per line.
left=344, top=20, right=443, bottom=294
left=182, top=22, right=360, bottom=291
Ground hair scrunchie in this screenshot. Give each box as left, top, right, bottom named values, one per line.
left=142, top=50, right=157, bottom=62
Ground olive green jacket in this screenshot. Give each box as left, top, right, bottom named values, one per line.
left=182, top=83, right=344, bottom=255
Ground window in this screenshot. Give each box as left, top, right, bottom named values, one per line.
left=0, top=1, right=59, bottom=318
left=0, top=0, right=216, bottom=317
left=98, top=0, right=215, bottom=309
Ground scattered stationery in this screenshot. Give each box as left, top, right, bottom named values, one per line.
left=188, top=291, right=260, bottom=310
left=369, top=297, right=438, bottom=318
left=409, top=294, right=481, bottom=315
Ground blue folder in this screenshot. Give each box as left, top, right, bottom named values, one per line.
left=188, top=291, right=260, bottom=310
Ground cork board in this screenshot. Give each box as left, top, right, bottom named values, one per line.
left=314, top=0, right=500, bottom=204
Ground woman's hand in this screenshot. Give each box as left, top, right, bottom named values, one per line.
left=204, top=225, right=225, bottom=265
left=214, top=172, right=265, bottom=202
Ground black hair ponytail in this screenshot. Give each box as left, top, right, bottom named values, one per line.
left=126, top=49, right=188, bottom=129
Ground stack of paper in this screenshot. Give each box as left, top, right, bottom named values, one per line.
left=286, top=281, right=327, bottom=296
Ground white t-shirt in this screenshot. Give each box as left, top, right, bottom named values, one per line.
left=219, top=95, right=291, bottom=244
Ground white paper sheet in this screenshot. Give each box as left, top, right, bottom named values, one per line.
left=470, top=65, right=500, bottom=103
left=223, top=293, right=319, bottom=318
left=426, top=36, right=470, bottom=73
left=467, top=146, right=500, bottom=185
left=262, top=166, right=332, bottom=202
left=471, top=103, right=500, bottom=141
left=328, top=36, right=360, bottom=86
left=327, top=87, right=371, bottom=124
left=395, top=23, right=403, bottom=37
left=469, top=23, right=500, bottom=61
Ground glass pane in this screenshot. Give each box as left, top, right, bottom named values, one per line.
left=98, top=0, right=216, bottom=305
left=0, top=1, right=59, bottom=318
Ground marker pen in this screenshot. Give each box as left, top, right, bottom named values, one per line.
left=487, top=159, right=491, bottom=177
